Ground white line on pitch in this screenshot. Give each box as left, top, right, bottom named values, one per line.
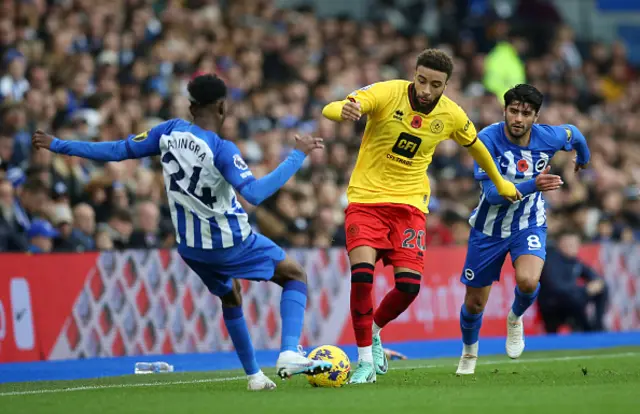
left=0, top=376, right=246, bottom=397
left=1, top=351, right=637, bottom=397
left=389, top=351, right=640, bottom=371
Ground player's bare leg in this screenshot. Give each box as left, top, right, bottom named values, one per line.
left=220, top=281, right=276, bottom=390
left=371, top=266, right=422, bottom=375
left=271, top=256, right=332, bottom=379
left=348, top=245, right=378, bottom=384
left=507, top=255, right=544, bottom=359
left=456, top=285, right=492, bottom=375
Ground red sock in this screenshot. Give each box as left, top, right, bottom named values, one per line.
left=373, top=272, right=421, bottom=328
left=350, top=263, right=375, bottom=347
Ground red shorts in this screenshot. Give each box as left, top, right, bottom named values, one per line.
left=344, top=203, right=427, bottom=272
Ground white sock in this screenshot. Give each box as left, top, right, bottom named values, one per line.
left=248, top=370, right=263, bottom=380
left=372, top=321, right=382, bottom=336
left=508, top=309, right=521, bottom=323
left=358, top=346, right=373, bottom=363
left=462, top=342, right=479, bottom=357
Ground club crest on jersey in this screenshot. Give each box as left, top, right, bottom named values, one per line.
left=411, top=115, right=422, bottom=129
left=233, top=154, right=248, bottom=170
left=133, top=131, right=149, bottom=142
left=517, top=159, right=529, bottom=173
left=464, top=269, right=475, bottom=281
left=429, top=119, right=444, bottom=134
left=535, top=158, right=547, bottom=172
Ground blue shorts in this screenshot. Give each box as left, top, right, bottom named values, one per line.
left=179, top=233, right=286, bottom=297
left=460, top=227, right=547, bottom=288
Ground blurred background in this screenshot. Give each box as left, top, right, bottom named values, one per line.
left=0, top=0, right=638, bottom=254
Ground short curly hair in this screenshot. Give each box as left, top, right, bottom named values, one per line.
left=415, top=49, right=454, bottom=80
left=187, top=74, right=227, bottom=107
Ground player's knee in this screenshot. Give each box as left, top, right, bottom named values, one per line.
left=464, top=294, right=486, bottom=314
left=221, top=280, right=242, bottom=308
left=395, top=272, right=421, bottom=295
left=516, top=275, right=540, bottom=294
left=284, top=261, right=307, bottom=285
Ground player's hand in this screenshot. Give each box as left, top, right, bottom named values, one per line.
left=573, top=154, right=588, bottom=173
left=535, top=165, right=564, bottom=192
left=32, top=130, right=55, bottom=151
left=498, top=180, right=522, bottom=203
left=294, top=134, right=324, bottom=155
left=341, top=101, right=361, bottom=121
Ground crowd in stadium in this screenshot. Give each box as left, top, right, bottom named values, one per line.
left=0, top=0, right=638, bottom=253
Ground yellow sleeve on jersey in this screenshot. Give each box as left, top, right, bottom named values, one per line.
left=450, top=107, right=478, bottom=147
left=450, top=106, right=517, bottom=198
left=467, top=142, right=517, bottom=198
left=321, top=82, right=393, bottom=121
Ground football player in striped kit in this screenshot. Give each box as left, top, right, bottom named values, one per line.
left=456, top=84, right=591, bottom=375
left=32, top=74, right=332, bottom=390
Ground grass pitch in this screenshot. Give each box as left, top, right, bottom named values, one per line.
left=2, top=347, right=639, bottom=414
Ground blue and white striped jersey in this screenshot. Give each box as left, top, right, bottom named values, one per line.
left=134, top=119, right=254, bottom=250
left=469, top=122, right=585, bottom=238
left=52, top=118, right=310, bottom=253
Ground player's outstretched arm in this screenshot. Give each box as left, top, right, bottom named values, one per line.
left=466, top=140, right=521, bottom=203
left=32, top=130, right=134, bottom=161
left=481, top=166, right=563, bottom=205
left=217, top=135, right=324, bottom=206
left=31, top=122, right=169, bottom=161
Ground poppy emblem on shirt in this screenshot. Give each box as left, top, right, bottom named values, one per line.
left=517, top=159, right=529, bottom=173
left=411, top=115, right=422, bottom=129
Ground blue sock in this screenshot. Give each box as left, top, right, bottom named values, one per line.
left=223, top=306, right=260, bottom=375
left=511, top=283, right=540, bottom=317
left=280, top=280, right=307, bottom=353
left=460, top=304, right=483, bottom=345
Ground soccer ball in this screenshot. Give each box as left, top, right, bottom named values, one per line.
left=306, top=345, right=351, bottom=388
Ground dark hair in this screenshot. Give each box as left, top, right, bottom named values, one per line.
left=109, top=208, right=133, bottom=223
left=504, top=84, right=544, bottom=113
left=556, top=228, right=581, bottom=240
left=187, top=74, right=227, bottom=107
left=415, top=49, right=454, bottom=80
left=22, top=178, right=48, bottom=195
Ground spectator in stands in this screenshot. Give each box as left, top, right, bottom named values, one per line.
left=14, top=178, right=48, bottom=232
left=0, top=0, right=637, bottom=252
left=71, top=203, right=96, bottom=251
left=539, top=230, right=608, bottom=333
left=106, top=208, right=134, bottom=250
left=26, top=218, right=58, bottom=254
left=129, top=200, right=161, bottom=249
left=0, top=178, right=27, bottom=251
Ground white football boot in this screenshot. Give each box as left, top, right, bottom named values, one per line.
left=247, top=371, right=277, bottom=391
left=275, top=346, right=333, bottom=379
left=506, top=310, right=525, bottom=359
left=456, top=342, right=478, bottom=375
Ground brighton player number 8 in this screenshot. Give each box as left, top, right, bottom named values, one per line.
left=527, top=235, right=542, bottom=249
